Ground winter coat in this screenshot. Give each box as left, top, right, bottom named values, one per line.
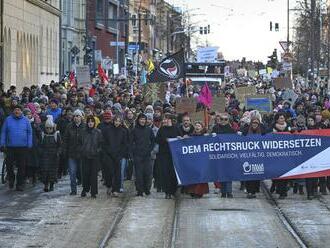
left=156, top=126, right=180, bottom=155
left=39, top=131, right=61, bottom=183
left=101, top=123, right=127, bottom=161
left=81, top=128, right=103, bottom=159
left=63, top=122, right=86, bottom=159
left=150, top=125, right=159, bottom=160
left=46, top=107, right=62, bottom=122
left=131, top=124, right=155, bottom=157
left=57, top=117, right=72, bottom=136
left=178, top=124, right=194, bottom=136
left=212, top=123, right=235, bottom=134
left=0, top=114, right=32, bottom=148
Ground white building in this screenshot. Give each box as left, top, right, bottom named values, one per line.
left=61, top=0, right=86, bottom=75
left=3, top=0, right=61, bottom=90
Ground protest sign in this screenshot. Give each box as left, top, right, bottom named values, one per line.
left=168, top=130, right=330, bottom=185
left=282, top=89, right=298, bottom=106
left=175, top=98, right=197, bottom=114
left=196, top=47, right=218, bottom=63
left=143, top=83, right=162, bottom=103
left=248, top=70, right=257, bottom=78
left=211, top=96, right=226, bottom=113
left=236, top=68, right=247, bottom=77
left=245, top=95, right=272, bottom=113
left=189, top=111, right=205, bottom=123
left=274, top=77, right=292, bottom=89
left=235, top=86, right=257, bottom=105
left=76, top=65, right=90, bottom=87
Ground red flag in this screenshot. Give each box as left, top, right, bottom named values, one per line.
left=198, top=83, right=213, bottom=108
left=69, top=71, right=76, bottom=85
left=98, top=64, right=108, bottom=84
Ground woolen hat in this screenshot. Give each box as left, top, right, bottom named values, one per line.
left=73, top=109, right=84, bottom=117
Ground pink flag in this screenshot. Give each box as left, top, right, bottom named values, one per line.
left=198, top=83, right=213, bottom=108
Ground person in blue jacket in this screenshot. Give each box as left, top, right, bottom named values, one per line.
left=47, top=99, right=62, bottom=123
left=0, top=105, right=32, bottom=191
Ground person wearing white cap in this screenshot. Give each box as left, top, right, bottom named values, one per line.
left=63, top=109, right=86, bottom=195
left=39, top=115, right=61, bottom=192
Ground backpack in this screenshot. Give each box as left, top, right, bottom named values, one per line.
left=41, top=131, right=60, bottom=143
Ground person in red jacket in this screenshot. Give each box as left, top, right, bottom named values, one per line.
left=185, top=121, right=209, bottom=198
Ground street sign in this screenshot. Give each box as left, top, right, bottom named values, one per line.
left=279, top=41, right=291, bottom=52
left=282, top=52, right=293, bottom=62
left=128, top=44, right=140, bottom=51
left=282, top=62, right=292, bottom=71
left=95, top=50, right=102, bottom=62
left=71, top=45, right=80, bottom=55
left=110, top=41, right=125, bottom=47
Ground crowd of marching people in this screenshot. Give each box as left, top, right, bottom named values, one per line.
left=0, top=76, right=330, bottom=201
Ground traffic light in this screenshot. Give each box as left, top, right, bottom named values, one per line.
left=83, top=46, right=94, bottom=65
left=132, top=15, right=137, bottom=26
left=144, top=14, right=149, bottom=25
left=200, top=25, right=210, bottom=35
left=270, top=21, right=273, bottom=31
left=267, top=49, right=278, bottom=69
left=275, top=23, right=279, bottom=31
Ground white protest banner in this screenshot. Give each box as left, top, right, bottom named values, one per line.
left=75, top=65, right=90, bottom=87
left=113, top=64, right=119, bottom=75
left=102, top=58, right=112, bottom=70
left=197, top=47, right=218, bottom=63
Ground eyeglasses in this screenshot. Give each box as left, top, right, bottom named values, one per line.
left=220, top=118, right=229, bottom=121
left=252, top=122, right=259, bottom=125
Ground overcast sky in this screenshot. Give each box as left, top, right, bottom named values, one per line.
left=167, top=0, right=293, bottom=62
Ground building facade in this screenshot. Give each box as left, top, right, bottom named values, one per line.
left=3, top=0, right=61, bottom=90
left=154, top=1, right=185, bottom=59
left=128, top=0, right=156, bottom=58
left=127, top=0, right=185, bottom=63
left=86, top=0, right=128, bottom=72
left=61, top=0, right=86, bottom=75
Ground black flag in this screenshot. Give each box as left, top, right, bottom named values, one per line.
left=148, top=50, right=185, bottom=83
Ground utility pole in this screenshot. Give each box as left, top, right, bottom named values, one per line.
left=137, top=10, right=142, bottom=76
left=167, top=11, right=170, bottom=55
left=287, top=0, right=290, bottom=49
left=116, top=0, right=120, bottom=65
left=311, top=0, right=316, bottom=87
left=0, top=0, right=3, bottom=84
left=327, top=7, right=330, bottom=93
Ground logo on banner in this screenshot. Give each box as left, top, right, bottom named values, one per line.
left=159, top=58, right=180, bottom=79
left=242, top=162, right=264, bottom=175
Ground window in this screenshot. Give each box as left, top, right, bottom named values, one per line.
left=107, top=3, right=117, bottom=29
left=96, top=0, right=104, bottom=25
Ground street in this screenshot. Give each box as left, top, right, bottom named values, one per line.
left=1, top=176, right=330, bottom=248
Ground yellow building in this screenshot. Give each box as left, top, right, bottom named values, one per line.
left=3, top=0, right=61, bottom=90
